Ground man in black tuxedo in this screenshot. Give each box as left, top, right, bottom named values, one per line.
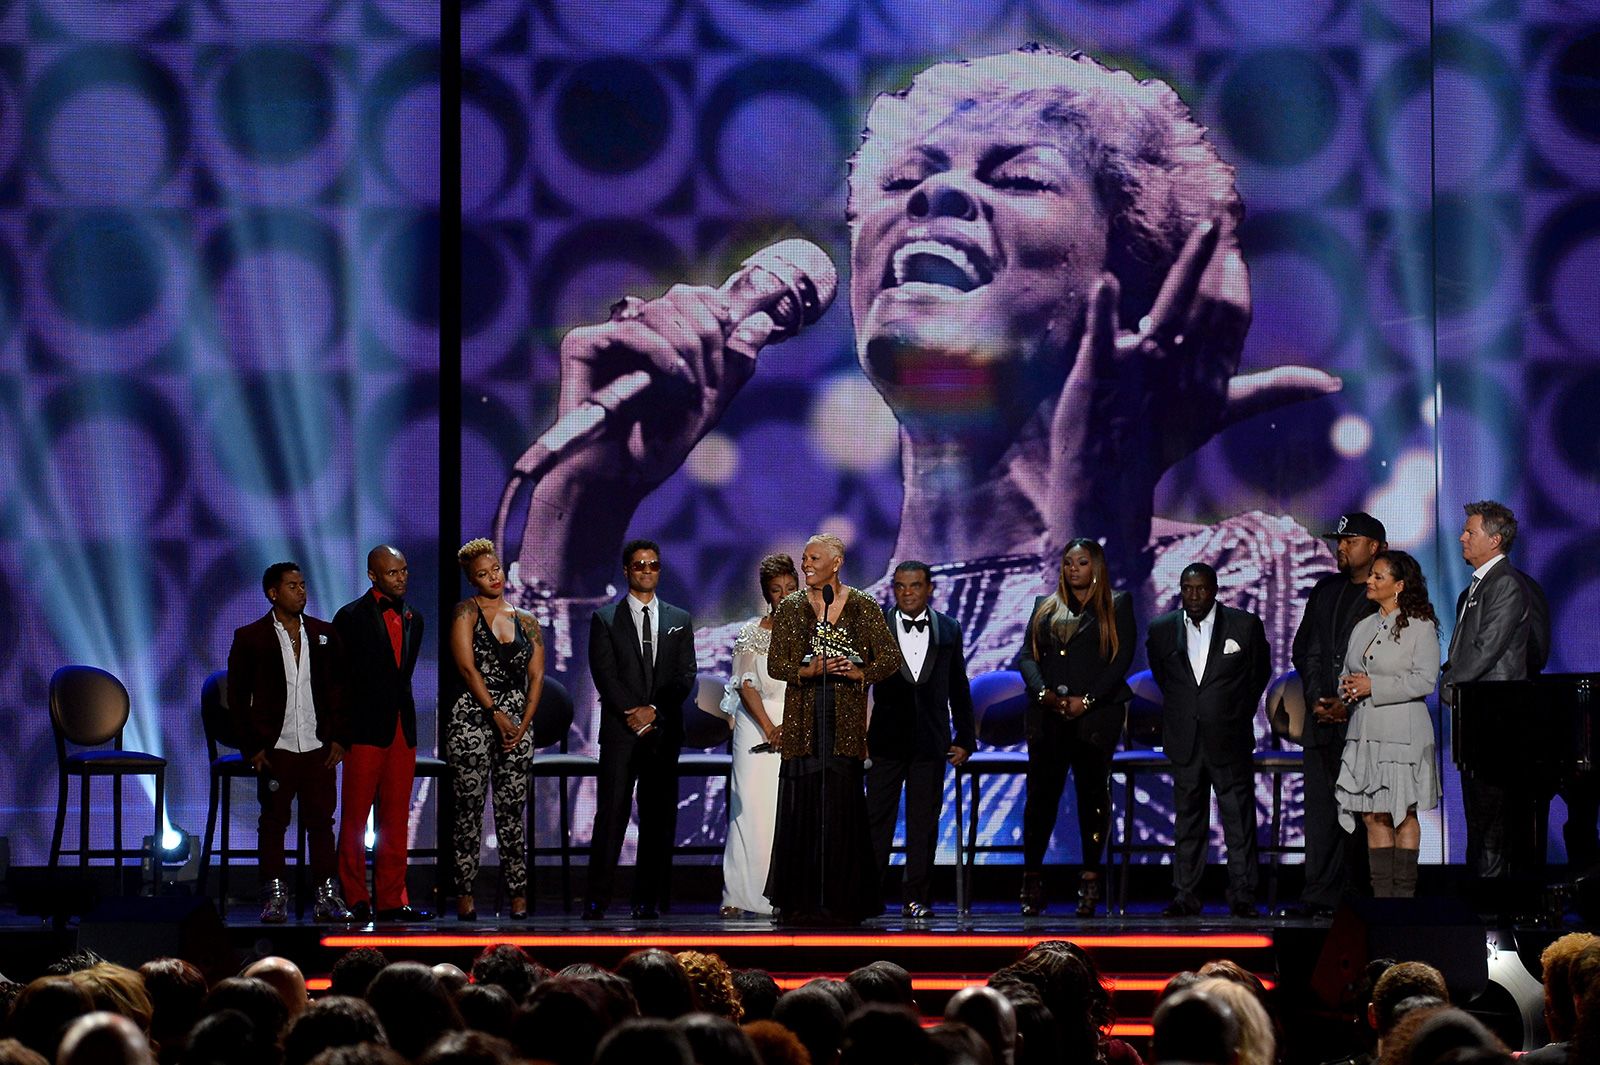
left=1442, top=500, right=1547, bottom=878
left=333, top=545, right=429, bottom=923
left=1147, top=562, right=1271, bottom=917
left=585, top=538, right=699, bottom=919
left=866, top=561, right=975, bottom=919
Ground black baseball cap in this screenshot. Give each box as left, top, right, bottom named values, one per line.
left=1323, top=512, right=1387, bottom=542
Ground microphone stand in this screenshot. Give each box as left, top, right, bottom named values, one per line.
left=816, top=583, right=833, bottom=920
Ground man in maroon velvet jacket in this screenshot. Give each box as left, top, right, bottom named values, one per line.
left=227, top=561, right=351, bottom=923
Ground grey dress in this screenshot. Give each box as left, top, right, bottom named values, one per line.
left=1335, top=611, right=1442, bottom=832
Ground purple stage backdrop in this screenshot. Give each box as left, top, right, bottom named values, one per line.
left=0, top=3, right=440, bottom=865
left=465, top=1, right=1599, bottom=872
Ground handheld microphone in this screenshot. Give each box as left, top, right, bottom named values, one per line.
left=821, top=584, right=835, bottom=608
left=749, top=742, right=775, bottom=754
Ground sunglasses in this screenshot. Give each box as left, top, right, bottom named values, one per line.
left=629, top=559, right=661, bottom=572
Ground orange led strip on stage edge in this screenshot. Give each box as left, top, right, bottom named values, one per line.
left=772, top=975, right=1274, bottom=992
left=319, top=932, right=1276, bottom=951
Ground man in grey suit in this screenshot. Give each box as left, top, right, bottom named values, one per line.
left=1147, top=562, right=1271, bottom=917
left=1441, top=500, right=1541, bottom=878
left=585, top=538, right=699, bottom=919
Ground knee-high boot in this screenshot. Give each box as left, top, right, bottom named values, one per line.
left=1392, top=847, right=1420, bottom=898
left=1368, top=847, right=1395, bottom=898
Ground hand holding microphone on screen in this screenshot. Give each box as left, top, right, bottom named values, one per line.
left=496, top=239, right=837, bottom=563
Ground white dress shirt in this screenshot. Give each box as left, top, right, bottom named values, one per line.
left=1186, top=604, right=1217, bottom=685
left=627, top=592, right=658, bottom=666
left=271, top=614, right=319, bottom=752
left=896, top=609, right=931, bottom=679
left=1458, top=553, right=1505, bottom=623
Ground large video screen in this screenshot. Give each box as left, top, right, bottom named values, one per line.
left=464, top=2, right=1600, bottom=870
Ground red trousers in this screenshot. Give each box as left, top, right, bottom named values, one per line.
left=338, top=718, right=416, bottom=908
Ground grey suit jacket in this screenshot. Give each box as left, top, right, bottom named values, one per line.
left=1441, top=558, right=1531, bottom=706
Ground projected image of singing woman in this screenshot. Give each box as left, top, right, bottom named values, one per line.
left=764, top=534, right=901, bottom=925
left=508, top=46, right=1342, bottom=866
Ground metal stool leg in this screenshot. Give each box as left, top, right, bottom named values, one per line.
left=80, top=775, right=91, bottom=870
left=954, top=769, right=966, bottom=915
left=152, top=770, right=164, bottom=894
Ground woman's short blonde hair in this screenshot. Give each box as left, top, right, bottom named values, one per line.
left=1196, top=977, right=1273, bottom=1065
left=457, top=538, right=497, bottom=572
left=69, top=963, right=153, bottom=1033
left=805, top=533, right=845, bottom=559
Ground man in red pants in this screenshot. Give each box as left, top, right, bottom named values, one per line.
left=334, top=545, right=430, bottom=922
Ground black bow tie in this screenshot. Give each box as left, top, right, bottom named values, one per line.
left=902, top=616, right=928, bottom=633
left=378, top=597, right=403, bottom=614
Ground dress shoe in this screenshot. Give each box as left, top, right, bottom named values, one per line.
left=1161, top=897, right=1202, bottom=918
left=260, top=879, right=289, bottom=924
left=348, top=900, right=372, bottom=924
left=582, top=901, right=606, bottom=921
left=1019, top=871, right=1045, bottom=917
left=720, top=905, right=745, bottom=918
left=314, top=879, right=354, bottom=922
left=375, top=905, right=432, bottom=922
left=630, top=903, right=660, bottom=919
left=1230, top=900, right=1258, bottom=919
left=902, top=901, right=934, bottom=920
left=1075, top=873, right=1103, bottom=918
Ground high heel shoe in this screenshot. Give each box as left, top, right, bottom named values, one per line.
left=457, top=899, right=477, bottom=921
left=1075, top=872, right=1102, bottom=918
left=509, top=897, right=528, bottom=920
left=1019, top=871, right=1045, bottom=917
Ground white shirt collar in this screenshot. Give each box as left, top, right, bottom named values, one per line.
left=1186, top=604, right=1217, bottom=631
left=1470, top=553, right=1505, bottom=583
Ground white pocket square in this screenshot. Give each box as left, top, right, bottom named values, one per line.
left=1222, top=638, right=1241, bottom=654
left=317, top=634, right=328, bottom=645
left=668, top=625, right=684, bottom=635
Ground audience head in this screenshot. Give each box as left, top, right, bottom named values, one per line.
left=743, top=1020, right=812, bottom=1065
left=7, top=976, right=95, bottom=1062
left=986, top=978, right=1058, bottom=1065
left=847, top=962, right=916, bottom=1009
left=469, top=944, right=543, bottom=1004
left=732, top=969, right=781, bottom=1023
left=801, top=977, right=863, bottom=1019
left=772, top=984, right=848, bottom=1065
left=1152, top=987, right=1239, bottom=1065
left=431, top=964, right=469, bottom=996
left=1381, top=1006, right=1505, bottom=1065
left=182, top=1008, right=278, bottom=1065
left=675, top=1014, right=762, bottom=1065
left=57, top=1012, right=153, bottom=1065
left=928, top=1022, right=993, bottom=1065
left=415, top=1030, right=517, bottom=1065
left=945, top=986, right=1017, bottom=1065
left=555, top=965, right=638, bottom=1027
left=995, top=946, right=1104, bottom=1065
left=305, top=1046, right=407, bottom=1065
left=453, top=984, right=516, bottom=1040
left=364, top=961, right=465, bottom=1061
left=592, top=1018, right=694, bottom=1065
left=675, top=950, right=743, bottom=1022
left=243, top=956, right=311, bottom=1020
left=1371, top=962, right=1450, bottom=1040
left=328, top=949, right=389, bottom=1000
left=1196, top=978, right=1273, bottom=1065
left=840, top=1004, right=929, bottom=1065
left=139, top=958, right=207, bottom=1061
left=68, top=962, right=154, bottom=1034
left=44, top=951, right=105, bottom=976
left=512, top=978, right=608, bottom=1065
left=616, top=949, right=696, bottom=1020
left=200, top=977, right=288, bottom=1048
left=282, top=996, right=387, bottom=1065
left=1543, top=933, right=1599, bottom=1040
left=0, top=1038, right=47, bottom=1065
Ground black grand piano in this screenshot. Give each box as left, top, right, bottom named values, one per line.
left=1453, top=673, right=1599, bottom=775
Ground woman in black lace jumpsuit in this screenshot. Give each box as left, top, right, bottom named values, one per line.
left=447, top=538, right=544, bottom=919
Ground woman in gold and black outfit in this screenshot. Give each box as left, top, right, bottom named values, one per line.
left=765, top=533, right=901, bottom=925
left=1017, top=538, right=1136, bottom=917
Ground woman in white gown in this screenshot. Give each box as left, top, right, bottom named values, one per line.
left=719, top=553, right=799, bottom=915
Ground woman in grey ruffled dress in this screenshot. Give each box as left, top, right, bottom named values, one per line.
left=1335, top=550, right=1441, bottom=898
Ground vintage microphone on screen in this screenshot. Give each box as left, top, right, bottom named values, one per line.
left=493, top=239, right=839, bottom=553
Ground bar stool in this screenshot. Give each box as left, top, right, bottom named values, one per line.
left=48, top=665, right=167, bottom=895
left=528, top=679, right=592, bottom=912
left=954, top=669, right=1030, bottom=913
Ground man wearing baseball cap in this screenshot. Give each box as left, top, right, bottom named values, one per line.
left=1286, top=512, right=1387, bottom=916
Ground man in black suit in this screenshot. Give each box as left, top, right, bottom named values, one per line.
left=1147, top=562, right=1271, bottom=917
left=585, top=538, right=699, bottom=919
left=866, top=561, right=975, bottom=919
left=1287, top=511, right=1386, bottom=917
left=1442, top=500, right=1545, bottom=878
left=333, top=545, right=429, bottom=923
left=227, top=562, right=350, bottom=923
